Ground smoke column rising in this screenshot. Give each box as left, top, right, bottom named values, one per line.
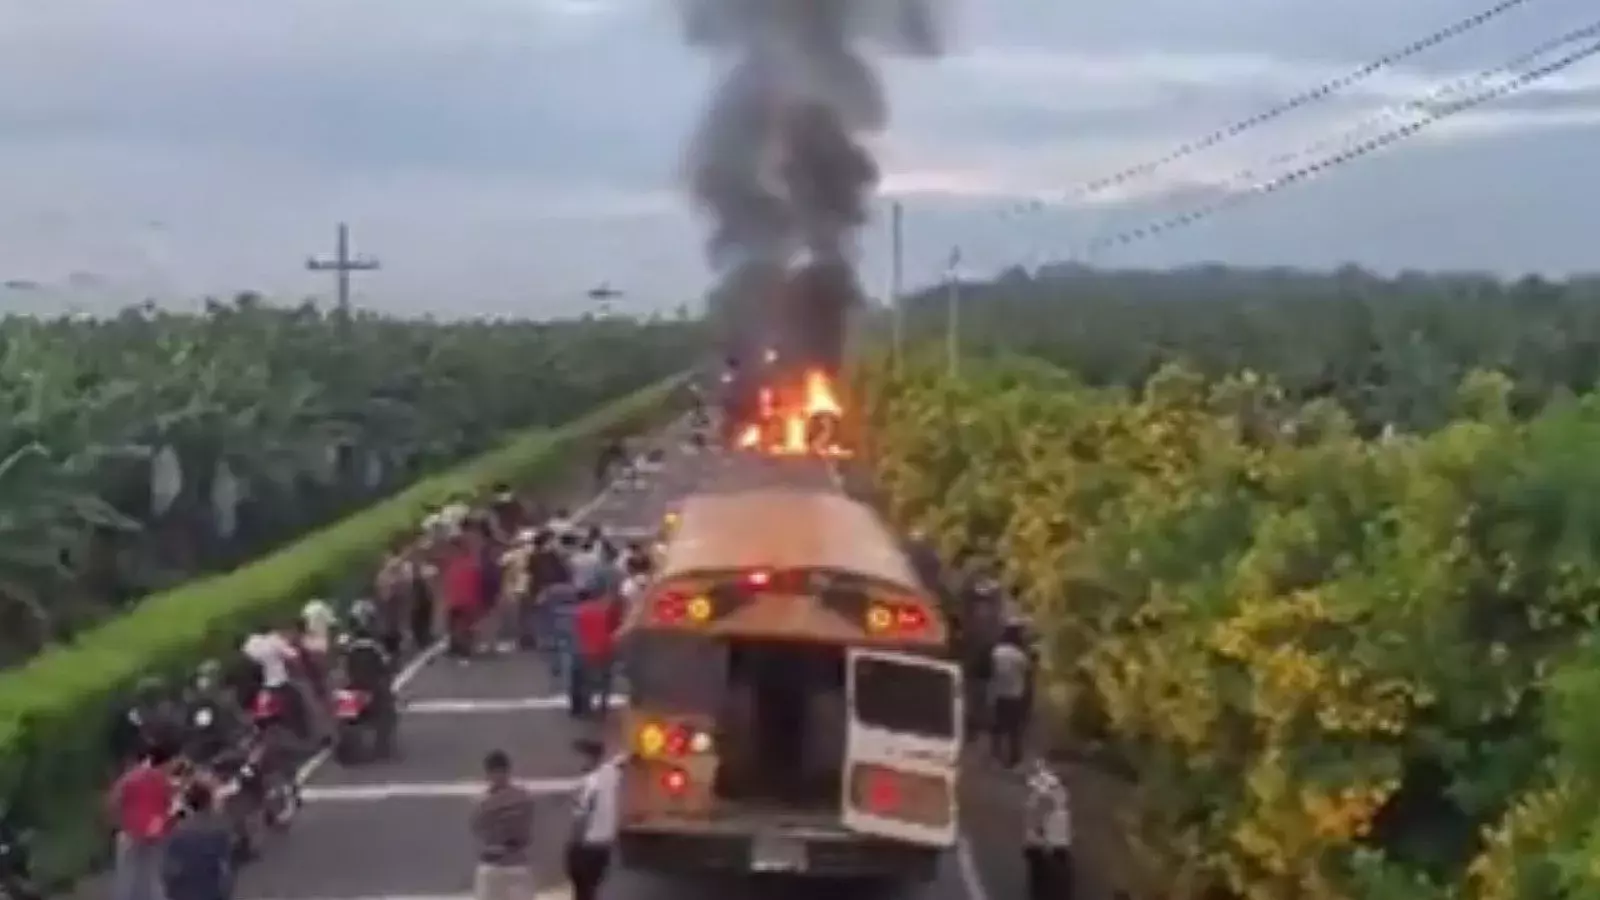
left=678, top=0, right=949, bottom=368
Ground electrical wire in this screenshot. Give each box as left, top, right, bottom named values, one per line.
left=1208, top=25, right=1599, bottom=198
left=1080, top=22, right=1600, bottom=254
left=1029, top=0, right=1543, bottom=207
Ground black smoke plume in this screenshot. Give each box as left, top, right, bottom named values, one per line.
left=679, top=0, right=949, bottom=373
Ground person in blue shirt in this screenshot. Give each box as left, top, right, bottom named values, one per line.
left=162, top=782, right=234, bottom=900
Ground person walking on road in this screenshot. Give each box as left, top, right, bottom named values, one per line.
left=499, top=529, right=538, bottom=652
left=442, top=530, right=488, bottom=663
left=566, top=739, right=619, bottom=900
left=108, top=742, right=179, bottom=900
left=470, top=750, right=537, bottom=900
left=989, top=622, right=1032, bottom=768
left=1024, top=759, right=1073, bottom=900
left=569, top=589, right=620, bottom=720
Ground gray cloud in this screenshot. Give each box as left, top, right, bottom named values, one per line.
left=0, top=0, right=1597, bottom=315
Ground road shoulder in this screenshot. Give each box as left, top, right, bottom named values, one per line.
left=959, top=750, right=1140, bottom=900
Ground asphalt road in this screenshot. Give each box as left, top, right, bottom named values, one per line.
left=234, top=428, right=992, bottom=900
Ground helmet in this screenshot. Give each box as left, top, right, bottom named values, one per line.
left=349, top=598, right=378, bottom=628
left=134, top=675, right=166, bottom=701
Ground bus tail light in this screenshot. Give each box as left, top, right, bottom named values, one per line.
left=866, top=602, right=929, bottom=635
left=686, top=596, right=713, bottom=622
left=848, top=764, right=952, bottom=826
left=660, top=767, right=689, bottom=796
left=653, top=592, right=686, bottom=623
left=653, top=592, right=713, bottom=625
left=636, top=721, right=714, bottom=758
left=864, top=770, right=900, bottom=813
left=745, top=569, right=771, bottom=588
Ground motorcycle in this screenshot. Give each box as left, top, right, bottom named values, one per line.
left=332, top=686, right=396, bottom=765
left=249, top=687, right=301, bottom=755
left=0, top=811, right=37, bottom=900
left=213, top=740, right=299, bottom=856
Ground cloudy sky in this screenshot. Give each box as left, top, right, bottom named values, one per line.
left=0, top=0, right=1597, bottom=317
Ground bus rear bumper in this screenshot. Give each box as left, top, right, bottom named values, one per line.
left=618, top=828, right=943, bottom=882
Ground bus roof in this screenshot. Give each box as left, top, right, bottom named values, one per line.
left=657, top=487, right=922, bottom=593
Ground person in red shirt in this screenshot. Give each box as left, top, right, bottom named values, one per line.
left=568, top=590, right=620, bottom=720
left=108, top=742, right=178, bottom=900
left=442, top=531, right=486, bottom=661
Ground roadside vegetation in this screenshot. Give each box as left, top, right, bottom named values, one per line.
left=0, top=294, right=700, bottom=664
left=861, top=265, right=1600, bottom=900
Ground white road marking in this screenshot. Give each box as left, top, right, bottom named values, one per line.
left=956, top=837, right=991, bottom=900
left=252, top=889, right=570, bottom=900
left=301, top=777, right=581, bottom=802
left=294, top=463, right=634, bottom=788
left=405, top=695, right=627, bottom=714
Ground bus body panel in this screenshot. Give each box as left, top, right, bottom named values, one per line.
left=619, top=485, right=961, bottom=885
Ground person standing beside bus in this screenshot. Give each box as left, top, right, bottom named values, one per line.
left=1024, top=759, right=1072, bottom=900
left=989, top=623, right=1032, bottom=768
left=566, top=739, right=619, bottom=900
left=569, top=589, right=619, bottom=719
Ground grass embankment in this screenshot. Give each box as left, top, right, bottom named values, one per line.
left=0, top=376, right=685, bottom=884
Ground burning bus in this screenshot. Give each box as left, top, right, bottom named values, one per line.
left=733, top=368, right=849, bottom=457
left=718, top=262, right=858, bottom=457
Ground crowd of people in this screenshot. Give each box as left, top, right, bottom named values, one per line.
left=95, top=464, right=656, bottom=900
left=87, top=401, right=1073, bottom=900
left=921, top=543, right=1073, bottom=900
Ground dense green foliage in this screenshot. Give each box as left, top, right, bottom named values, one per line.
left=0, top=377, right=684, bottom=883
left=895, top=265, right=1600, bottom=433
left=861, top=348, right=1600, bottom=899
left=0, top=295, right=700, bottom=662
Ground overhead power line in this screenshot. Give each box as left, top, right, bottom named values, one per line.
left=1211, top=25, right=1599, bottom=198
left=1082, top=23, right=1600, bottom=255
left=1064, top=0, right=1545, bottom=202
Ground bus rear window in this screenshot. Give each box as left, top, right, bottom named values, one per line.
left=852, top=656, right=956, bottom=739
left=626, top=632, right=726, bottom=713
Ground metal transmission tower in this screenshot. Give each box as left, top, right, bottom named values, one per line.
left=306, top=223, right=379, bottom=315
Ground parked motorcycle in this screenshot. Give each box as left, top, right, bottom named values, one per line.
left=332, top=686, right=396, bottom=765
left=212, top=740, right=298, bottom=859
left=249, top=688, right=300, bottom=757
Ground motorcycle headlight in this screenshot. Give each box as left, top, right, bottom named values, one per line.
left=193, top=708, right=213, bottom=727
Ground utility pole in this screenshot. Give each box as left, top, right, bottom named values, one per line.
left=305, top=223, right=379, bottom=316
left=890, top=200, right=904, bottom=369
left=945, top=245, right=961, bottom=378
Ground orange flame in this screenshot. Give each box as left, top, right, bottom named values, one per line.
left=803, top=369, right=842, bottom=417
left=735, top=369, right=851, bottom=458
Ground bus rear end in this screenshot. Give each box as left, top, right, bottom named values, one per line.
left=617, top=621, right=962, bottom=886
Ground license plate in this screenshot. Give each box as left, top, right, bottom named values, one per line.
left=750, top=834, right=806, bottom=872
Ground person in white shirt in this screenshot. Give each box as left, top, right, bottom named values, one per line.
left=619, top=572, right=648, bottom=609
left=989, top=624, right=1032, bottom=767
left=241, top=629, right=294, bottom=689
left=565, top=739, right=620, bottom=900
left=1024, top=759, right=1072, bottom=899
left=241, top=627, right=308, bottom=738
left=567, top=542, right=603, bottom=596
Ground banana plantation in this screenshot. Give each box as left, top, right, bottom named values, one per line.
left=0, top=294, right=699, bottom=663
